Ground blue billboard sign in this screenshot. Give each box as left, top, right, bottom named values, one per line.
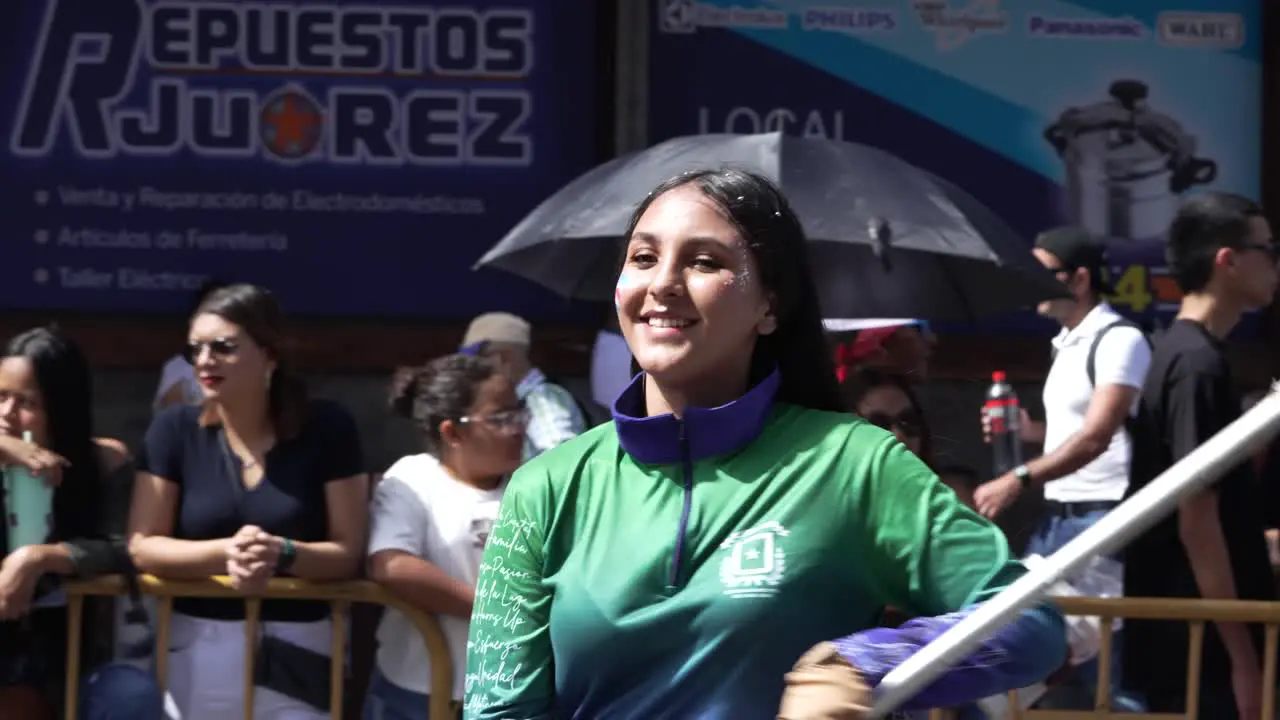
left=650, top=0, right=1262, bottom=333
left=0, top=0, right=597, bottom=317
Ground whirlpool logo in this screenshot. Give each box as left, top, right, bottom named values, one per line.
left=912, top=0, right=1006, bottom=51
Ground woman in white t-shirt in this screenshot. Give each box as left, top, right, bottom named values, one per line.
left=365, top=353, right=529, bottom=719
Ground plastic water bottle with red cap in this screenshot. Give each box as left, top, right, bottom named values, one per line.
left=984, top=371, right=1024, bottom=476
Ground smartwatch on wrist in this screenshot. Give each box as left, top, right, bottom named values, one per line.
left=276, top=537, right=297, bottom=574
left=1014, top=464, right=1033, bottom=488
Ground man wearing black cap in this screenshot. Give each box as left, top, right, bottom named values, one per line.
left=975, top=226, right=1152, bottom=709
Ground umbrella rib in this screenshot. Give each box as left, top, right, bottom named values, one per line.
left=937, top=257, right=978, bottom=323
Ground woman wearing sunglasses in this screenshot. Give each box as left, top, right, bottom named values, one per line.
left=840, top=369, right=933, bottom=466
left=128, top=284, right=368, bottom=719
left=364, top=354, right=527, bottom=720
left=152, top=279, right=228, bottom=413
left=464, top=170, right=1065, bottom=720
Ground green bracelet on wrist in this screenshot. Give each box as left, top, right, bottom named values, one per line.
left=276, top=537, right=297, bottom=573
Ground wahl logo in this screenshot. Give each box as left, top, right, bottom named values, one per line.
left=1156, top=12, right=1244, bottom=49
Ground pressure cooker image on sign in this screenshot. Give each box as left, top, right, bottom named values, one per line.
left=1044, top=79, right=1218, bottom=242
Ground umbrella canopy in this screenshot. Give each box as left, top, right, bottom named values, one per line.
left=476, top=132, right=1065, bottom=321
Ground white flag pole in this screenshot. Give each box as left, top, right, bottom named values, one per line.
left=868, top=382, right=1280, bottom=718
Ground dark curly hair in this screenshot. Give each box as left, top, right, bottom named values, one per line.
left=389, top=354, right=503, bottom=455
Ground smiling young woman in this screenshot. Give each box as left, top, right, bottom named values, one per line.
left=463, top=169, right=1067, bottom=720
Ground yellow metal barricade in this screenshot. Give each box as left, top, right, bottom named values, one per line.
left=62, top=575, right=455, bottom=720
left=925, top=596, right=1280, bottom=719
left=61, top=584, right=1280, bottom=719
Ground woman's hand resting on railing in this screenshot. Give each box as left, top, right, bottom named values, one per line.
left=225, top=524, right=282, bottom=593
left=0, top=545, right=43, bottom=619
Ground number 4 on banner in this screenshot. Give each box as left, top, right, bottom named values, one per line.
left=1106, top=265, right=1154, bottom=313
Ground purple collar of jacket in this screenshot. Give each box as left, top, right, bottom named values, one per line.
left=611, top=369, right=780, bottom=464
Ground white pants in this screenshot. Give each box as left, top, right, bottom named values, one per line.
left=164, top=612, right=332, bottom=720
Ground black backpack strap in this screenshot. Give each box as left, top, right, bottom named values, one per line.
left=1085, top=318, right=1151, bottom=388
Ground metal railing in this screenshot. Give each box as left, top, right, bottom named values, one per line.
left=878, top=385, right=1280, bottom=717
left=923, top=595, right=1280, bottom=719
left=59, top=578, right=1280, bottom=718
left=62, top=575, right=455, bottom=720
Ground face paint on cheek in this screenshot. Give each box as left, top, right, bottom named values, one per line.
left=615, top=272, right=635, bottom=309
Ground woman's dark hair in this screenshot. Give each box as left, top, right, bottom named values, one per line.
left=840, top=368, right=934, bottom=464
left=193, top=284, right=307, bottom=438
left=390, top=354, right=503, bottom=455
left=188, top=278, right=229, bottom=317
left=179, top=278, right=229, bottom=354
left=4, top=326, right=99, bottom=542
left=621, top=169, right=843, bottom=412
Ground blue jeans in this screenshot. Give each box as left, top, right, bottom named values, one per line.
left=79, top=663, right=164, bottom=720
left=363, top=668, right=454, bottom=720
left=1026, top=508, right=1145, bottom=712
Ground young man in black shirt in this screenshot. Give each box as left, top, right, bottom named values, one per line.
left=1124, top=192, right=1278, bottom=718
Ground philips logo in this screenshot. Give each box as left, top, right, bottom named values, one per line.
left=803, top=8, right=897, bottom=33
left=1156, top=12, right=1244, bottom=49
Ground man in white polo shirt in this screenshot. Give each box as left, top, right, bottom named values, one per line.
left=974, top=226, right=1152, bottom=709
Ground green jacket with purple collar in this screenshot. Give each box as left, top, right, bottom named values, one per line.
left=464, top=370, right=1065, bottom=719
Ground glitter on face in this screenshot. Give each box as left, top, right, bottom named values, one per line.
left=729, top=243, right=754, bottom=291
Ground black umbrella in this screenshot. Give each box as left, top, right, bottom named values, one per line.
left=475, top=131, right=1066, bottom=321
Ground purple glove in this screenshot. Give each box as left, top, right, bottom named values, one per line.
left=830, top=603, right=1066, bottom=711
